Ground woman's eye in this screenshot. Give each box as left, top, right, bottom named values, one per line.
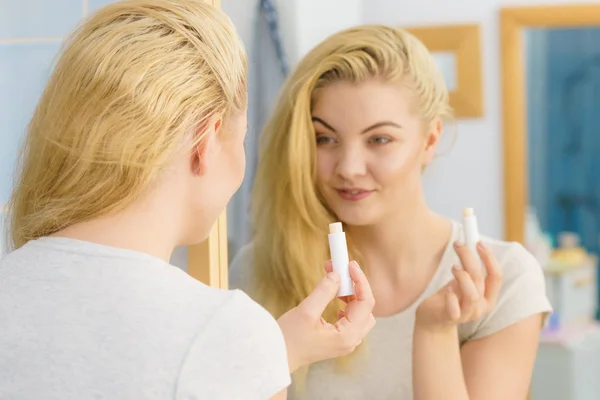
left=370, top=136, right=391, bottom=145
left=316, top=135, right=335, bottom=145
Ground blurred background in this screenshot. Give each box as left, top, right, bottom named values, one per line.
left=2, top=0, right=600, bottom=398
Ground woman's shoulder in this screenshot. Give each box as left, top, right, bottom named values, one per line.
left=229, top=242, right=256, bottom=292
left=452, top=219, right=540, bottom=273
left=457, top=235, right=553, bottom=342
left=481, top=235, right=541, bottom=277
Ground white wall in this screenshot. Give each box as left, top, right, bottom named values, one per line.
left=223, top=0, right=361, bottom=64
left=364, top=0, right=600, bottom=240
left=222, top=0, right=298, bottom=61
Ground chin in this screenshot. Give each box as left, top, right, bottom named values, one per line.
left=331, top=206, right=381, bottom=227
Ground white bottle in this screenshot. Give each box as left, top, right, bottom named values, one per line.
left=328, top=222, right=354, bottom=297
left=462, top=207, right=481, bottom=266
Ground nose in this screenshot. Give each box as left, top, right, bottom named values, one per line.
left=335, top=143, right=367, bottom=181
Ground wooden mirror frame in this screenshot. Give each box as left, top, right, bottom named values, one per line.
left=405, top=24, right=483, bottom=118
left=501, top=4, right=600, bottom=243
left=187, top=0, right=229, bottom=289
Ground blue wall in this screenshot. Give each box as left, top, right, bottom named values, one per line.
left=0, top=0, right=118, bottom=205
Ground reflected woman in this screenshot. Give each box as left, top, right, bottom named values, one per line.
left=231, top=24, right=552, bottom=400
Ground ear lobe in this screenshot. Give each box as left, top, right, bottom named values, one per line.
left=190, top=114, right=223, bottom=176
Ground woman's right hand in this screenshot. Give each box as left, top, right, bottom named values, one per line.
left=277, top=260, right=376, bottom=373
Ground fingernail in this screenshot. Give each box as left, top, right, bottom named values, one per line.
left=454, top=240, right=464, bottom=248
left=452, top=265, right=462, bottom=272
left=327, top=272, right=341, bottom=282
left=477, top=241, right=485, bottom=250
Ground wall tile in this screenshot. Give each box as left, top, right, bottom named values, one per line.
left=0, top=42, right=61, bottom=204
left=0, top=0, right=83, bottom=39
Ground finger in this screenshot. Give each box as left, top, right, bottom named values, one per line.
left=324, top=259, right=333, bottom=274
left=348, top=261, right=373, bottom=304
left=454, top=241, right=485, bottom=291
left=338, top=309, right=346, bottom=320
left=445, top=286, right=461, bottom=323
left=344, top=261, right=376, bottom=323
left=452, top=265, right=480, bottom=318
left=296, top=272, right=341, bottom=319
left=339, top=294, right=356, bottom=304
left=478, top=242, right=503, bottom=305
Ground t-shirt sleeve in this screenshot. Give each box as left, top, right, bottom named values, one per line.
left=176, top=290, right=291, bottom=400
left=463, top=242, right=553, bottom=342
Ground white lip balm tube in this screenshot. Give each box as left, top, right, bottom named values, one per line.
left=328, top=222, right=354, bottom=297
left=462, top=207, right=481, bottom=264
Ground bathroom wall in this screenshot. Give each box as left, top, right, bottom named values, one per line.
left=0, top=0, right=123, bottom=256
left=0, top=0, right=117, bottom=207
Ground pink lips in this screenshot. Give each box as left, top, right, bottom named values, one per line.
left=336, top=188, right=373, bottom=201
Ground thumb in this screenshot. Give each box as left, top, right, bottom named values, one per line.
left=296, top=272, right=341, bottom=319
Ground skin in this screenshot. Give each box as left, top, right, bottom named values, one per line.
left=54, top=108, right=375, bottom=400
left=312, top=79, right=543, bottom=400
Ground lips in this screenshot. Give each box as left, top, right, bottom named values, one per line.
left=336, top=188, right=373, bottom=201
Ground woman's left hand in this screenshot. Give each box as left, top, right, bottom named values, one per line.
left=415, top=241, right=503, bottom=332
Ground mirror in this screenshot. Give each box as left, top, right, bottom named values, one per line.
left=503, top=5, right=600, bottom=399
left=526, top=26, right=600, bottom=260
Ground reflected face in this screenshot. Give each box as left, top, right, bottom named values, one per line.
left=312, top=80, right=437, bottom=226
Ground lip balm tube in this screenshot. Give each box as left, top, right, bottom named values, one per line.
left=462, top=207, right=482, bottom=266
left=328, top=222, right=354, bottom=297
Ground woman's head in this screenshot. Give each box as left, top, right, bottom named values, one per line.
left=251, top=23, right=452, bottom=343
left=263, top=25, right=452, bottom=231
left=7, top=0, right=247, bottom=250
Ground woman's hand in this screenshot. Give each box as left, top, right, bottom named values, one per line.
left=415, top=241, right=503, bottom=332
left=277, top=261, right=376, bottom=373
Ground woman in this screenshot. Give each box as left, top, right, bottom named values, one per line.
left=0, top=2, right=375, bottom=399
left=230, top=25, right=552, bottom=399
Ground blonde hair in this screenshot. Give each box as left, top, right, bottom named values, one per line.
left=250, top=24, right=453, bottom=375
left=7, top=0, right=247, bottom=250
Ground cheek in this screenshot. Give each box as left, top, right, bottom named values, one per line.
left=315, top=150, right=335, bottom=182
left=235, top=140, right=246, bottom=175
left=371, top=144, right=423, bottom=182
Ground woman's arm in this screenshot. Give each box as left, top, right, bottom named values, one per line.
left=412, top=240, right=548, bottom=400
left=461, top=314, right=542, bottom=399
left=412, top=325, right=469, bottom=400
left=413, top=314, right=542, bottom=400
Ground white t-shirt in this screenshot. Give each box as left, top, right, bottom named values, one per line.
left=230, top=220, right=553, bottom=400
left=0, top=237, right=291, bottom=400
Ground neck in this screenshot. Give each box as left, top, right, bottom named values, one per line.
left=347, top=200, right=452, bottom=280
left=53, top=188, right=183, bottom=262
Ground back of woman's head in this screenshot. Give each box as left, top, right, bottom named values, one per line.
left=7, top=0, right=247, bottom=250
left=251, top=23, right=451, bottom=342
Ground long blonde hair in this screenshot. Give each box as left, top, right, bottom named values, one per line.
left=251, top=24, right=453, bottom=371
left=7, top=0, right=247, bottom=250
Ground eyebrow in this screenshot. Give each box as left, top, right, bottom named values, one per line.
left=311, top=116, right=402, bottom=134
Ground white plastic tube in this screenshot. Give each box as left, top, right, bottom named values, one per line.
left=328, top=222, right=354, bottom=297
left=462, top=207, right=481, bottom=265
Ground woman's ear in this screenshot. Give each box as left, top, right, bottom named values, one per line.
left=423, top=118, right=442, bottom=165
left=191, top=114, right=223, bottom=176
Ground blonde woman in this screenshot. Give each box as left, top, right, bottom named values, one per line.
left=0, top=2, right=376, bottom=399
left=230, top=25, right=552, bottom=400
